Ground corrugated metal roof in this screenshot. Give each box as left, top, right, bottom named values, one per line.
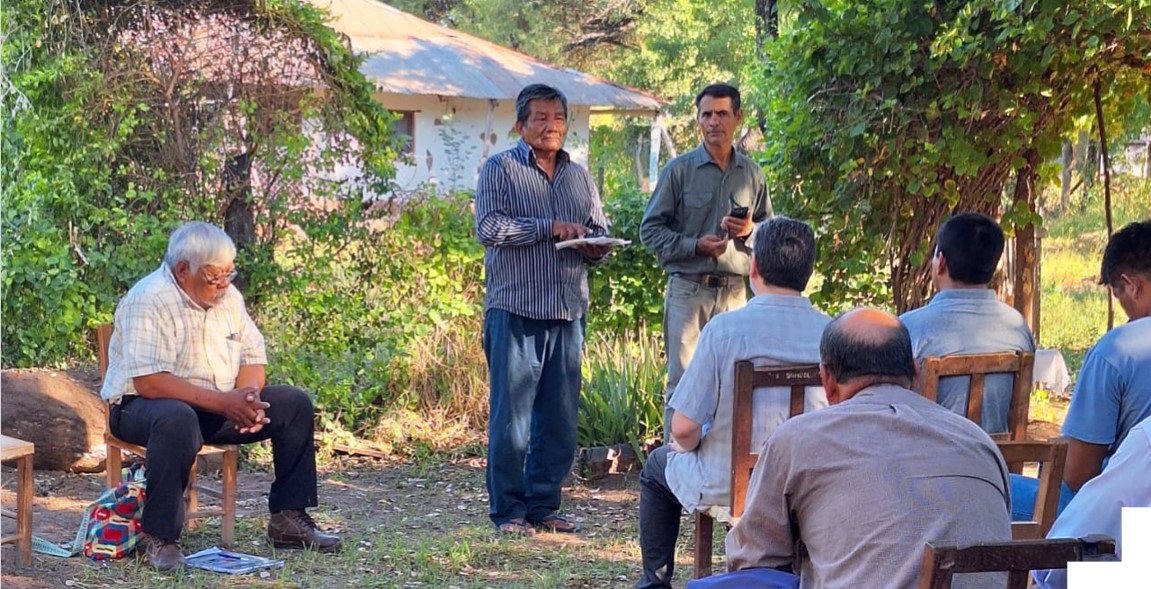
left=305, top=0, right=665, bottom=113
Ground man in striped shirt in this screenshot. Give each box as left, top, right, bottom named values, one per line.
left=475, top=84, right=614, bottom=536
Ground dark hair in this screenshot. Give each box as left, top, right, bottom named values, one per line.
left=935, top=213, right=1005, bottom=285
left=694, top=83, right=741, bottom=114
left=1101, top=220, right=1151, bottom=286
left=515, top=84, right=568, bottom=124
left=820, top=313, right=915, bottom=384
left=753, top=217, right=817, bottom=291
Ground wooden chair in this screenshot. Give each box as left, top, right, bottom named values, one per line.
left=920, top=352, right=1035, bottom=442
left=1, top=435, right=35, bottom=568
left=919, top=534, right=1117, bottom=589
left=693, top=361, right=822, bottom=579
left=96, top=324, right=238, bottom=546
left=997, top=439, right=1068, bottom=540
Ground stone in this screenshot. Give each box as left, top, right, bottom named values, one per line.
left=1, top=368, right=107, bottom=472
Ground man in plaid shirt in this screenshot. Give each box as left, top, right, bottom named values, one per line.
left=101, top=222, right=340, bottom=570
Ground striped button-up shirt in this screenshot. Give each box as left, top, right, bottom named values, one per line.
left=99, top=264, right=267, bottom=404
left=475, top=140, right=609, bottom=321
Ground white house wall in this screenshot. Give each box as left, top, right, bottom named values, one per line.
left=378, top=93, right=592, bottom=194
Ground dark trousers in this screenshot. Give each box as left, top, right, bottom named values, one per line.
left=637, top=445, right=683, bottom=589
left=109, top=385, right=318, bottom=541
left=483, top=308, right=583, bottom=526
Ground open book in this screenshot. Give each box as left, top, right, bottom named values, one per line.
left=554, top=236, right=631, bottom=250
left=185, top=547, right=285, bottom=574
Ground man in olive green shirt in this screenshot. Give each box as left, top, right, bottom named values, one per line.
left=640, top=83, right=772, bottom=434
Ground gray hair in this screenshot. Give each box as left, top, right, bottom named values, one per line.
left=163, top=222, right=236, bottom=272
left=515, top=84, right=568, bottom=124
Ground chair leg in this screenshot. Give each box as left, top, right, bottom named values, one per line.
left=693, top=511, right=714, bottom=578
left=185, top=457, right=200, bottom=525
left=105, top=443, right=123, bottom=489
left=221, top=449, right=238, bottom=547
left=17, top=454, right=33, bottom=568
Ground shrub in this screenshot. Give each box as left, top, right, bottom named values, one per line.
left=579, top=329, right=664, bottom=449
left=588, top=187, right=666, bottom=334
left=260, top=192, right=487, bottom=437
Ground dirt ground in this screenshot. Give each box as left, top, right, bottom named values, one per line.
left=1, top=362, right=1068, bottom=588
left=1, top=409, right=1068, bottom=588
left=0, top=452, right=644, bottom=588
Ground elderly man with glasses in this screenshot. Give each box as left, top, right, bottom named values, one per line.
left=100, top=221, right=340, bottom=571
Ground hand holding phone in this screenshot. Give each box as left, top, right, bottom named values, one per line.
left=729, top=194, right=749, bottom=219
left=723, top=196, right=753, bottom=238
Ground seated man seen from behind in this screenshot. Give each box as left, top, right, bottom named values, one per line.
left=1011, top=219, right=1151, bottom=521
left=636, top=217, right=832, bottom=589
left=100, top=221, right=340, bottom=571
left=900, top=212, right=1035, bottom=434
left=726, top=308, right=1011, bottom=589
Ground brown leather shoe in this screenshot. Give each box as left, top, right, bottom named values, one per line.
left=140, top=531, right=185, bottom=571
left=267, top=509, right=342, bottom=553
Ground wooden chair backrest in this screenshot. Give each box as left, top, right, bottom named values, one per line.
left=919, top=534, right=1116, bottom=589
left=729, top=360, right=821, bottom=519
left=920, top=352, right=1035, bottom=442
left=996, top=439, right=1068, bottom=540
left=96, top=323, right=114, bottom=379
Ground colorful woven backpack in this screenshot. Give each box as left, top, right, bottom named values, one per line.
left=82, top=463, right=147, bottom=560
left=29, top=464, right=148, bottom=559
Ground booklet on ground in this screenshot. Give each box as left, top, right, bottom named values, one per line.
left=554, top=236, right=631, bottom=250
left=184, top=546, right=285, bottom=574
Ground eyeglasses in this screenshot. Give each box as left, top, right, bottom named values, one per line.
left=201, top=267, right=238, bottom=286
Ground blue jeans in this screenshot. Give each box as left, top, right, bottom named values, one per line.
left=1009, top=473, right=1076, bottom=521
left=483, top=309, right=584, bottom=526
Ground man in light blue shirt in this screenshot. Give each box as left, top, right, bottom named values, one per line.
left=1013, top=220, right=1151, bottom=521
left=636, top=217, right=831, bottom=589
left=901, top=213, right=1035, bottom=434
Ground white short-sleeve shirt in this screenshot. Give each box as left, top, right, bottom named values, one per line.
left=100, top=264, right=267, bottom=403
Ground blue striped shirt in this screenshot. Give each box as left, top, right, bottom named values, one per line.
left=476, top=140, right=609, bottom=321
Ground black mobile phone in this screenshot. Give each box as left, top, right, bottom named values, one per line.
left=729, top=194, right=749, bottom=218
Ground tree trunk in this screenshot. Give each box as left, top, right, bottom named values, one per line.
left=634, top=136, right=649, bottom=192
left=1012, top=149, right=1040, bottom=336
left=1059, top=140, right=1074, bottom=212
left=752, top=0, right=779, bottom=135
left=1144, top=140, right=1150, bottom=179
left=223, top=151, right=255, bottom=292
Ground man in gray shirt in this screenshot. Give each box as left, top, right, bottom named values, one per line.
left=640, top=83, right=772, bottom=432
left=727, top=308, right=1011, bottom=589
left=900, top=212, right=1035, bottom=434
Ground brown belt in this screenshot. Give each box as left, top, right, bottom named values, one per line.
left=674, top=273, right=743, bottom=288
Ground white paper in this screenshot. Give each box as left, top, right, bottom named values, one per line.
left=184, top=547, right=285, bottom=574
left=554, top=236, right=631, bottom=250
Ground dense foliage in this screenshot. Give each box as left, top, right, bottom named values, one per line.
left=2, top=0, right=399, bottom=366
left=756, top=0, right=1151, bottom=312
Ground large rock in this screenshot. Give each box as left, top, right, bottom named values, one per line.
left=1, top=368, right=107, bottom=472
